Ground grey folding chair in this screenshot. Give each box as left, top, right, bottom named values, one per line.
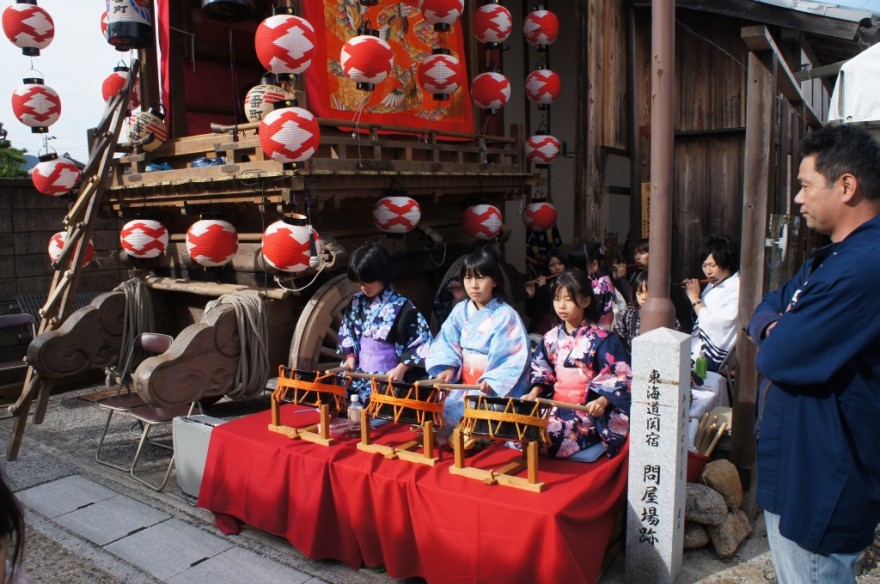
left=129, top=400, right=202, bottom=491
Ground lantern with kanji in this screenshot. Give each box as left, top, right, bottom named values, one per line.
left=106, top=0, right=153, bottom=51
left=128, top=107, right=167, bottom=152
left=373, top=196, right=421, bottom=234
left=261, top=218, right=321, bottom=272
left=243, top=78, right=295, bottom=123
left=525, top=68, right=560, bottom=109
left=417, top=50, right=464, bottom=101
left=418, top=0, right=464, bottom=32
left=48, top=232, right=93, bottom=266
left=522, top=202, right=557, bottom=231
left=2, top=1, right=54, bottom=56
left=340, top=32, right=393, bottom=91
left=259, top=100, right=320, bottom=164
left=523, top=9, right=559, bottom=50
left=525, top=134, right=560, bottom=166
left=120, top=219, right=169, bottom=259
left=254, top=11, right=316, bottom=79
left=31, top=153, right=80, bottom=197
left=463, top=204, right=503, bottom=240
left=473, top=3, right=512, bottom=47
left=186, top=219, right=238, bottom=268
left=11, top=77, right=60, bottom=133
left=470, top=72, right=510, bottom=113
left=101, top=65, right=141, bottom=110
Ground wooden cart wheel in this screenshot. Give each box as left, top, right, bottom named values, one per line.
left=289, top=274, right=359, bottom=371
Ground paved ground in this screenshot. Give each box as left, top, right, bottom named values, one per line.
left=2, top=385, right=880, bottom=583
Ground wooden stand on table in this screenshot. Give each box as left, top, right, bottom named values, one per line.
left=267, top=366, right=350, bottom=446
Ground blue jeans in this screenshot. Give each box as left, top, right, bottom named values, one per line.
left=764, top=511, right=864, bottom=584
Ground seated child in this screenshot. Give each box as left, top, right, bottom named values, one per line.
left=338, top=241, right=431, bottom=405
left=523, top=270, right=632, bottom=459
left=569, top=241, right=626, bottom=330
left=615, top=270, right=680, bottom=355
left=612, top=237, right=649, bottom=305
left=524, top=249, right=566, bottom=335
left=427, top=246, right=531, bottom=428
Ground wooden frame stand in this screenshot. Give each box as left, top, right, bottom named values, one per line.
left=267, top=367, right=351, bottom=447
left=448, top=427, right=544, bottom=493
left=357, top=417, right=439, bottom=466
left=268, top=402, right=335, bottom=446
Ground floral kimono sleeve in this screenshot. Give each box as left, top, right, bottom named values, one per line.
left=337, top=294, right=363, bottom=361
left=426, top=302, right=465, bottom=378
left=394, top=301, right=432, bottom=368
left=529, top=328, right=559, bottom=395
left=480, top=304, right=531, bottom=397
left=588, top=332, right=632, bottom=414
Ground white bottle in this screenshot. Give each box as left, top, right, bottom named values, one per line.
left=348, top=394, right=363, bottom=424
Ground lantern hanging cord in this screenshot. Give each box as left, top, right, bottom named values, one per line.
left=228, top=25, right=244, bottom=123
left=274, top=263, right=326, bottom=292
left=351, top=93, right=370, bottom=168
left=25, top=66, right=45, bottom=80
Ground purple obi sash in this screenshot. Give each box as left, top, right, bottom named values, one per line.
left=359, top=337, right=398, bottom=374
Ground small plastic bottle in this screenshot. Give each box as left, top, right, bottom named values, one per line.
left=348, top=394, right=363, bottom=425
left=695, top=354, right=708, bottom=379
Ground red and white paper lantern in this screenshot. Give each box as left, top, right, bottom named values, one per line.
left=525, top=68, right=561, bottom=107
left=100, top=10, right=108, bottom=40
left=48, top=232, right=93, bottom=266
left=372, top=196, right=421, bottom=234
left=463, top=204, right=503, bottom=240
left=418, top=0, right=464, bottom=31
left=255, top=13, right=316, bottom=77
left=186, top=219, right=238, bottom=267
left=470, top=72, right=510, bottom=111
left=259, top=103, right=320, bottom=164
left=473, top=3, right=512, bottom=45
left=128, top=108, right=167, bottom=152
left=31, top=153, right=80, bottom=196
left=523, top=9, right=559, bottom=49
left=261, top=220, right=321, bottom=272
left=120, top=219, right=169, bottom=259
left=525, top=134, right=561, bottom=165
left=11, top=78, right=60, bottom=133
left=522, top=202, right=557, bottom=231
left=2, top=1, right=54, bottom=56
left=417, top=52, right=464, bottom=100
left=341, top=34, right=394, bottom=89
left=101, top=66, right=141, bottom=109
left=243, top=82, right=295, bottom=123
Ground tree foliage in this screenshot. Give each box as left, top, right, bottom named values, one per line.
left=0, top=123, right=28, bottom=178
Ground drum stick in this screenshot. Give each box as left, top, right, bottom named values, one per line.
left=536, top=398, right=594, bottom=413
left=704, top=422, right=728, bottom=457
left=700, top=418, right=718, bottom=454
left=433, top=383, right=483, bottom=391
left=324, top=366, right=347, bottom=374
left=343, top=371, right=390, bottom=381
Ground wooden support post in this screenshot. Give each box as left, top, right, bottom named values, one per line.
left=270, top=394, right=282, bottom=426
left=527, top=441, right=540, bottom=484
left=453, top=426, right=465, bottom=469
left=317, top=404, right=331, bottom=441
left=423, top=421, right=435, bottom=460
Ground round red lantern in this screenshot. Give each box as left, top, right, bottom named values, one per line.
left=261, top=219, right=321, bottom=272
left=101, top=66, right=141, bottom=110
left=417, top=51, right=464, bottom=101
left=372, top=196, right=421, bottom=234
left=2, top=1, right=54, bottom=56
left=418, top=0, right=464, bottom=32
left=470, top=72, right=510, bottom=112
left=259, top=102, right=320, bottom=164
left=463, top=204, right=503, bottom=240
left=524, top=9, right=559, bottom=49
left=525, top=68, right=561, bottom=108
left=340, top=34, right=394, bottom=91
left=473, top=3, right=512, bottom=46
left=525, top=134, right=561, bottom=166
left=243, top=81, right=295, bottom=123
left=186, top=219, right=238, bottom=267
left=522, top=202, right=557, bottom=231
left=31, top=153, right=80, bottom=197
left=128, top=107, right=167, bottom=152
left=120, top=219, right=169, bottom=259
left=48, top=232, right=93, bottom=266
left=255, top=12, right=316, bottom=77
left=11, top=77, right=61, bottom=133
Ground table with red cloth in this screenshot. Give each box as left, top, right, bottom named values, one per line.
left=198, top=405, right=629, bottom=583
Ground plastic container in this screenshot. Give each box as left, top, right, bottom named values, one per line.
left=348, top=395, right=363, bottom=424
left=687, top=450, right=711, bottom=483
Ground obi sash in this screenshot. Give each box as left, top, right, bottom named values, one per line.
left=359, top=337, right=398, bottom=374
left=461, top=350, right=488, bottom=386
left=553, top=365, right=589, bottom=405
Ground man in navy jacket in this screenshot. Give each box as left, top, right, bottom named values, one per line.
left=750, top=124, right=880, bottom=583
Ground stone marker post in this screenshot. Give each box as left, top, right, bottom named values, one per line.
left=626, top=327, right=691, bottom=583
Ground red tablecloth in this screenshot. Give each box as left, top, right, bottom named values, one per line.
left=198, top=405, right=628, bottom=583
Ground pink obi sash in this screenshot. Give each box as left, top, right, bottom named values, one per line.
left=552, top=366, right=590, bottom=405
left=461, top=351, right=488, bottom=385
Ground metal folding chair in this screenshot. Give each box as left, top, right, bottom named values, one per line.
left=129, top=401, right=202, bottom=491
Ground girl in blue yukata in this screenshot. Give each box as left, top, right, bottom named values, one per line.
left=427, top=246, right=531, bottom=430
left=337, top=241, right=432, bottom=405
left=523, top=270, right=632, bottom=459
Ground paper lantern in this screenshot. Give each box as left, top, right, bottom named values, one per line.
left=101, top=66, right=141, bottom=110
left=186, top=219, right=238, bottom=267
left=340, top=34, right=394, bottom=90
left=31, top=153, right=80, bottom=197
left=106, top=0, right=153, bottom=51
left=261, top=219, right=321, bottom=272
left=120, top=219, right=169, bottom=259
left=522, top=202, right=557, bottom=231
left=254, top=13, right=316, bottom=77
left=523, top=9, right=559, bottom=49
left=525, top=68, right=561, bottom=107
left=525, top=134, right=561, bottom=165
left=2, top=1, right=54, bottom=56
left=128, top=108, right=167, bottom=152
left=418, top=0, right=464, bottom=32
left=473, top=3, right=512, bottom=46
left=11, top=77, right=60, bottom=133
left=243, top=82, right=295, bottom=123
left=48, top=232, right=93, bottom=266
left=417, top=51, right=464, bottom=100
left=463, top=204, right=502, bottom=240
left=100, top=10, right=108, bottom=40
left=470, top=72, right=510, bottom=111
left=259, top=103, right=320, bottom=164
left=373, top=196, right=421, bottom=233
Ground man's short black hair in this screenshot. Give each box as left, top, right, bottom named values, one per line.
left=701, top=233, right=739, bottom=272
left=800, top=124, right=880, bottom=200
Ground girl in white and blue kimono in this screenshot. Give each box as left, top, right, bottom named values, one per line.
left=427, top=246, right=531, bottom=428
left=338, top=242, right=431, bottom=405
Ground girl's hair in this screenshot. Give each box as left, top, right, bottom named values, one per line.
left=460, top=246, right=507, bottom=302
left=554, top=270, right=599, bottom=322
left=347, top=241, right=393, bottom=286
left=0, top=470, right=24, bottom=577
left=632, top=270, right=649, bottom=307
left=568, top=241, right=607, bottom=276
left=634, top=237, right=649, bottom=254
left=547, top=248, right=568, bottom=267
left=700, top=234, right=739, bottom=272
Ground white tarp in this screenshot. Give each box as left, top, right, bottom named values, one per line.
left=828, top=43, right=880, bottom=124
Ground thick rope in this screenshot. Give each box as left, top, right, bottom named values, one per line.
left=106, top=277, right=154, bottom=385
left=204, top=293, right=270, bottom=399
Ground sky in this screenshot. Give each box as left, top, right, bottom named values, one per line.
left=1, top=0, right=879, bottom=164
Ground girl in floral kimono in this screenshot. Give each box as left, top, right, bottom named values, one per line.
left=569, top=241, right=627, bottom=330
left=524, top=270, right=632, bottom=459
left=338, top=242, right=432, bottom=405
left=427, top=246, right=531, bottom=428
